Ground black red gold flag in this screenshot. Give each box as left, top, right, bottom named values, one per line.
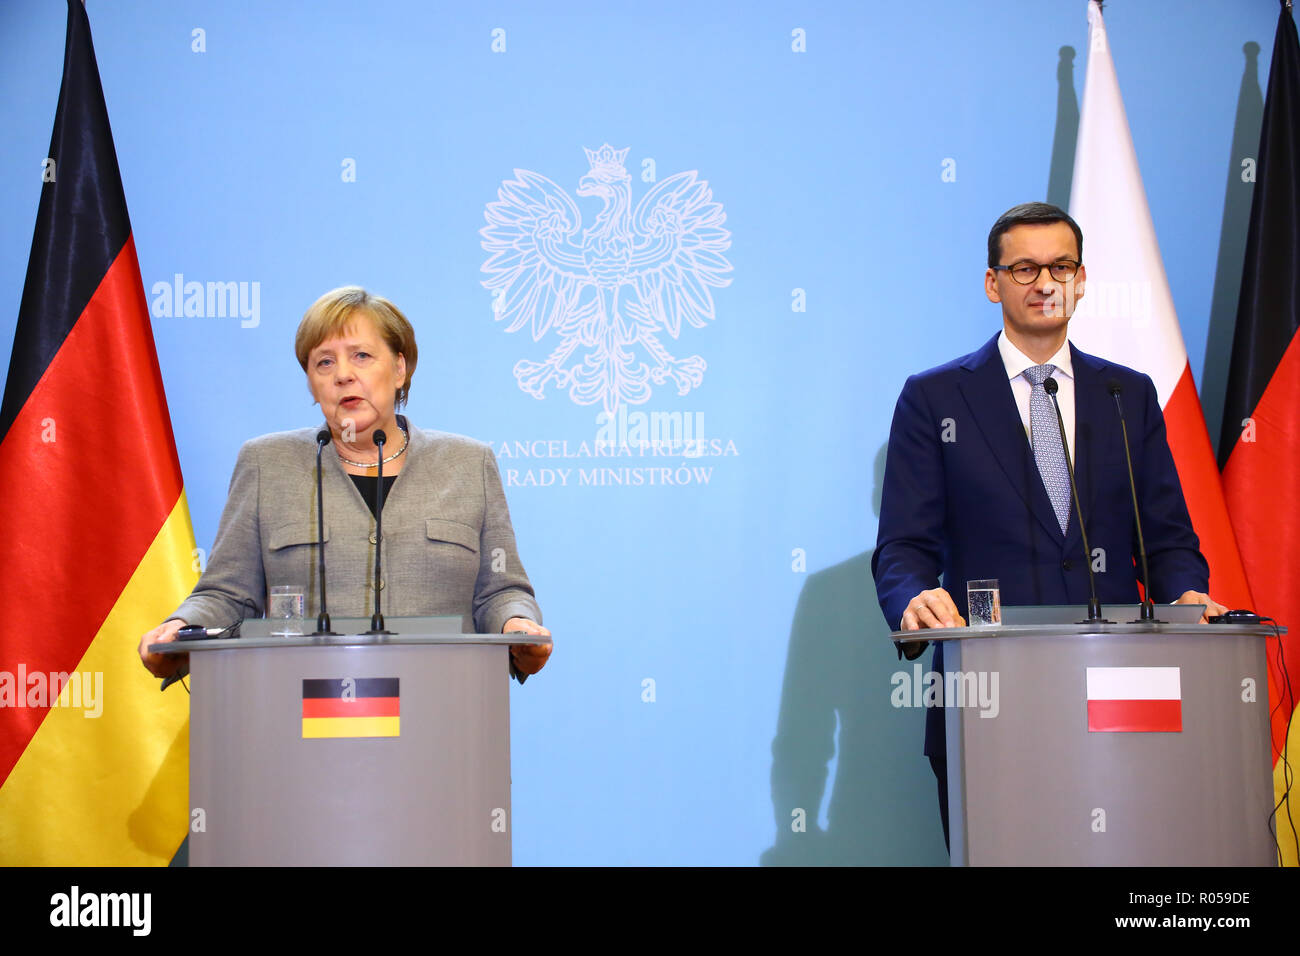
left=0, top=0, right=195, bottom=864
left=302, top=679, right=401, bottom=738
left=1220, top=0, right=1300, bottom=866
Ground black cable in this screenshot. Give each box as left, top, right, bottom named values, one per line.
left=1259, top=616, right=1297, bottom=865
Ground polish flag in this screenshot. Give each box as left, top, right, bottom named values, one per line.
left=1067, top=0, right=1253, bottom=610
left=1086, top=667, right=1182, bottom=733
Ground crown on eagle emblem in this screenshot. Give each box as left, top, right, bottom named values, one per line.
left=583, top=144, right=629, bottom=174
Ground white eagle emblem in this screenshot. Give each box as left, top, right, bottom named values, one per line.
left=480, top=145, right=732, bottom=414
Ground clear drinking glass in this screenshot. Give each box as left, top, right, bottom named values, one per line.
left=268, top=585, right=305, bottom=636
left=967, top=579, right=1002, bottom=626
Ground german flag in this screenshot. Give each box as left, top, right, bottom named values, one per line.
left=1220, top=1, right=1300, bottom=867
left=0, top=1, right=195, bottom=864
left=302, top=679, right=401, bottom=738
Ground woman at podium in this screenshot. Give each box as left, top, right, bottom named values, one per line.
left=137, top=286, right=550, bottom=680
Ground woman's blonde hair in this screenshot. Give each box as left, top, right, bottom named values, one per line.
left=295, top=286, right=418, bottom=407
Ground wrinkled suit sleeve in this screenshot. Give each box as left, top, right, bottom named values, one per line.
left=1133, top=374, right=1210, bottom=600
left=168, top=441, right=266, bottom=627
left=872, top=374, right=947, bottom=636
left=472, top=445, right=542, bottom=636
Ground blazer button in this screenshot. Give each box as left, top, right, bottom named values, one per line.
left=369, top=531, right=378, bottom=544
left=364, top=579, right=386, bottom=590
left=1062, top=559, right=1073, bottom=571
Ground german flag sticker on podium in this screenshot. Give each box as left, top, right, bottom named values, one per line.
left=302, top=679, right=400, bottom=739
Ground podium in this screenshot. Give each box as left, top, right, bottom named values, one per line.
left=153, top=617, right=547, bottom=866
left=890, top=618, right=1281, bottom=866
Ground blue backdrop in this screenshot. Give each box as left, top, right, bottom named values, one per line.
left=0, top=0, right=1278, bottom=865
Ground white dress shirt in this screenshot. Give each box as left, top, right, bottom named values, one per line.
left=998, top=330, right=1075, bottom=463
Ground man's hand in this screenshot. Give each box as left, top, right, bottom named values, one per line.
left=1175, top=590, right=1229, bottom=623
left=504, top=617, right=552, bottom=675
left=138, top=619, right=188, bottom=679
left=901, top=587, right=967, bottom=631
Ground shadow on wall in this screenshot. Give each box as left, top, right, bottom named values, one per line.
left=1046, top=46, right=1079, bottom=211
left=1205, top=41, right=1264, bottom=462
left=761, top=443, right=948, bottom=865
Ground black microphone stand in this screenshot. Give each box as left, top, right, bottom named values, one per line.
left=312, top=429, right=338, bottom=635
left=1109, top=381, right=1160, bottom=623
left=366, top=429, right=392, bottom=635
left=1044, top=377, right=1111, bottom=624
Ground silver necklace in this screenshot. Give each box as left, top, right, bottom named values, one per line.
left=335, top=425, right=409, bottom=468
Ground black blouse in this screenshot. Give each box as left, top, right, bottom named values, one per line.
left=349, top=474, right=397, bottom=518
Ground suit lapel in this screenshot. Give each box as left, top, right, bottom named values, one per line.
left=1065, top=346, right=1107, bottom=556
left=957, top=335, right=1063, bottom=542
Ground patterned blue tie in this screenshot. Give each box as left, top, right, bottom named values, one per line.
left=1023, top=364, right=1071, bottom=535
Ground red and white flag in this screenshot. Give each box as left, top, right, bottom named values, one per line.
left=1086, top=666, right=1182, bottom=733
left=1067, top=0, right=1252, bottom=610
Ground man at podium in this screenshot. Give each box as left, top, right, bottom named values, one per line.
left=138, top=286, right=551, bottom=681
left=871, top=203, right=1224, bottom=844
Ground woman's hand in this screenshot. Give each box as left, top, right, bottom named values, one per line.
left=504, top=617, right=552, bottom=675
left=138, top=619, right=188, bottom=679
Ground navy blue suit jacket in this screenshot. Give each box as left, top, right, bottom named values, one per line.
left=872, top=333, right=1209, bottom=765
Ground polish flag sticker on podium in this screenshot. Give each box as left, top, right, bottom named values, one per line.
left=1085, top=667, right=1182, bottom=733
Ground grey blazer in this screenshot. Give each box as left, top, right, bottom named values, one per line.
left=171, top=418, right=542, bottom=638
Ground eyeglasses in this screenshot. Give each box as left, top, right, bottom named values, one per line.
left=991, top=259, right=1080, bottom=285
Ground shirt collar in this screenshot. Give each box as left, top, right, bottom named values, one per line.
left=998, top=329, right=1074, bottom=382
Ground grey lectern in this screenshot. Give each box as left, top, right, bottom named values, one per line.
left=891, top=617, right=1282, bottom=866
left=153, top=617, right=547, bottom=866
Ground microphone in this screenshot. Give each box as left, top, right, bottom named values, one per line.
left=1108, top=379, right=1159, bottom=623
left=1044, top=377, right=1109, bottom=623
left=366, top=429, right=391, bottom=635
left=312, top=429, right=338, bottom=635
